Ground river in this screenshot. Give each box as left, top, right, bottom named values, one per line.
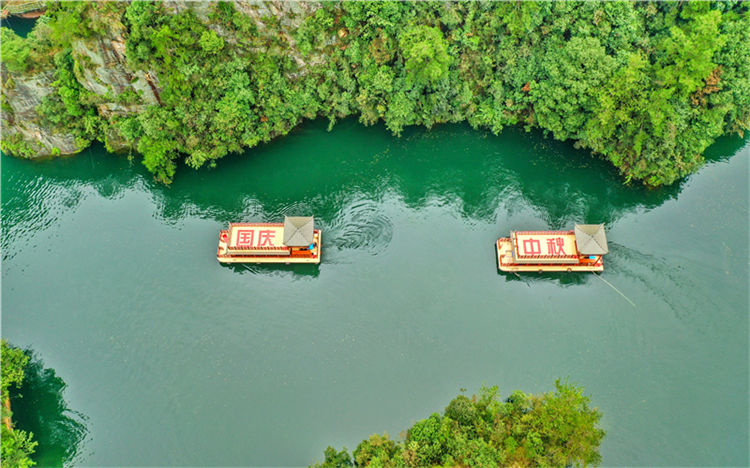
left=1, top=119, right=748, bottom=466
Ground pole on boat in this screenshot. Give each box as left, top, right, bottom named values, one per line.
left=593, top=273, right=636, bottom=307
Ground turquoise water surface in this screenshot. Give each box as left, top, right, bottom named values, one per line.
left=2, top=119, right=748, bottom=466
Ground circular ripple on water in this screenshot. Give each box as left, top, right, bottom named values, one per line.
left=327, top=197, right=394, bottom=256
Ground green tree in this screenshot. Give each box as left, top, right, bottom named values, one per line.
left=311, top=446, right=353, bottom=467
left=0, top=28, right=31, bottom=73
left=532, top=36, right=616, bottom=141
left=1, top=341, right=29, bottom=404
left=313, top=381, right=605, bottom=467
left=353, top=434, right=403, bottom=467
left=1, top=341, right=37, bottom=468
left=1, top=428, right=37, bottom=468
left=398, top=25, right=452, bottom=87
left=656, top=5, right=725, bottom=100
left=199, top=30, right=224, bottom=54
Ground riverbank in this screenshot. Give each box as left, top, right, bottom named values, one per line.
left=1, top=1, right=748, bottom=186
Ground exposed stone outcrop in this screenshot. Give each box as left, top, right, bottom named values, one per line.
left=72, top=37, right=160, bottom=108
left=162, top=0, right=215, bottom=20
left=162, top=0, right=321, bottom=27
left=70, top=15, right=162, bottom=153
left=234, top=1, right=322, bottom=30
left=162, top=1, right=328, bottom=70
left=161, top=1, right=327, bottom=70
left=1, top=68, right=79, bottom=156
left=233, top=1, right=326, bottom=70
left=1, top=6, right=163, bottom=157
left=1, top=1, right=328, bottom=159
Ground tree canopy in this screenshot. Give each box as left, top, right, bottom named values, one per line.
left=2, top=1, right=748, bottom=186
left=312, top=380, right=605, bottom=467
left=1, top=340, right=37, bottom=468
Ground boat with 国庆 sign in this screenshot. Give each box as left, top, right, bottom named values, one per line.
left=496, top=224, right=608, bottom=273
left=217, top=216, right=321, bottom=264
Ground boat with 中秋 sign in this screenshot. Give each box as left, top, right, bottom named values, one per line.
left=496, top=224, right=608, bottom=273
left=217, top=216, right=321, bottom=264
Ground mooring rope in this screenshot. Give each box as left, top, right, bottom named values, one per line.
left=594, top=273, right=636, bottom=308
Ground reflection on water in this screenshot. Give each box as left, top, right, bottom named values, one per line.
left=499, top=267, right=591, bottom=288
left=10, top=351, right=88, bottom=467
left=4, top=118, right=732, bottom=261
left=224, top=262, right=321, bottom=279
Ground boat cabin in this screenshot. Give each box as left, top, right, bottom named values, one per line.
left=217, top=216, right=321, bottom=264
left=496, top=224, right=608, bottom=272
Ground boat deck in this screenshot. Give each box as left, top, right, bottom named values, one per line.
left=218, top=230, right=322, bottom=264
left=496, top=238, right=603, bottom=272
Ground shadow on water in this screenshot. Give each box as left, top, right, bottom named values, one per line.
left=2, top=118, right=746, bottom=262
left=155, top=119, right=687, bottom=228
left=498, top=270, right=590, bottom=287
left=222, top=261, right=321, bottom=279
left=10, top=351, right=88, bottom=467
left=703, top=131, right=749, bottom=163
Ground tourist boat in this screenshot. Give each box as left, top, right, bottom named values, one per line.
left=217, top=216, right=321, bottom=264
left=496, top=224, right=608, bottom=273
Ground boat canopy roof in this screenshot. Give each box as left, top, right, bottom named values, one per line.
left=283, top=216, right=315, bottom=246
left=574, top=224, right=609, bottom=255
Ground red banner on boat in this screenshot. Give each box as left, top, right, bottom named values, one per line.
left=511, top=231, right=579, bottom=264
left=227, top=224, right=285, bottom=249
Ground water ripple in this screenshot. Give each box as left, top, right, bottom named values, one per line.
left=605, top=243, right=723, bottom=326
left=326, top=196, right=394, bottom=256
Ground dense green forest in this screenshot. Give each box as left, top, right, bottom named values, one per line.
left=1, top=340, right=37, bottom=468
left=311, top=381, right=604, bottom=467
left=1, top=1, right=748, bottom=186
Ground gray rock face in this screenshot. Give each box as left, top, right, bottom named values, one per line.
left=163, top=0, right=327, bottom=69
left=71, top=16, right=162, bottom=114
left=234, top=1, right=327, bottom=70
left=1, top=63, right=158, bottom=157
left=72, top=37, right=160, bottom=107
left=162, top=0, right=216, bottom=20
left=1, top=69, right=79, bottom=156
left=234, top=1, right=322, bottom=29
left=1, top=7, right=162, bottom=157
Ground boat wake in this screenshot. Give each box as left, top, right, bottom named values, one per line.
left=326, top=197, right=394, bottom=257
left=604, top=243, right=722, bottom=321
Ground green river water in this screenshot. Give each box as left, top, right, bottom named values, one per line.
left=1, top=119, right=748, bottom=466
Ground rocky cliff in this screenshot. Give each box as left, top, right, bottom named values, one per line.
left=1, top=68, right=78, bottom=156
left=3, top=1, right=746, bottom=187
left=1, top=1, right=323, bottom=158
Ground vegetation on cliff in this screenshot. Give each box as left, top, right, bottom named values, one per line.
left=311, top=381, right=605, bottom=467
left=1, top=1, right=748, bottom=186
left=1, top=340, right=37, bottom=468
